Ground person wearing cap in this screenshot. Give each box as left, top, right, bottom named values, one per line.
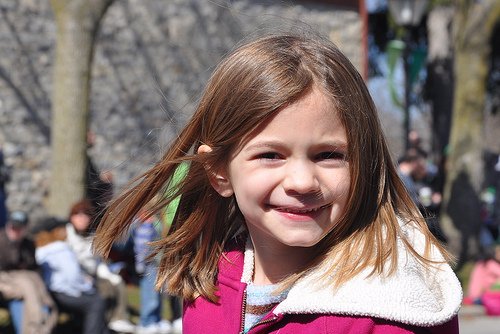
left=0, top=211, right=58, bottom=334
left=33, top=217, right=110, bottom=334
left=0, top=211, right=35, bottom=272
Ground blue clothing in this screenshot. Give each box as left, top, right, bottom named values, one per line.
left=398, top=171, right=420, bottom=205
left=35, top=241, right=108, bottom=334
left=8, top=299, right=23, bottom=333
left=139, top=266, right=163, bottom=326
left=133, top=218, right=163, bottom=326
left=133, top=218, right=159, bottom=274
left=244, top=283, right=289, bottom=333
left=133, top=215, right=182, bottom=324
left=35, top=241, right=94, bottom=297
left=8, top=300, right=50, bottom=334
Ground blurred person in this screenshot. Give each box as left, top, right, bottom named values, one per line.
left=0, top=212, right=36, bottom=271
left=86, top=130, right=114, bottom=228
left=66, top=200, right=135, bottom=333
left=397, top=149, right=427, bottom=205
left=408, top=130, right=428, bottom=158
left=478, top=152, right=500, bottom=247
left=0, top=211, right=57, bottom=334
left=465, top=244, right=500, bottom=305
left=133, top=211, right=180, bottom=334
left=33, top=217, right=110, bottom=334
left=398, top=149, right=448, bottom=243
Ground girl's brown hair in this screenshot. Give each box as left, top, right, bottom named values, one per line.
left=93, top=33, right=449, bottom=302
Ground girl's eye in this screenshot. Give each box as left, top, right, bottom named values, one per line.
left=316, top=152, right=345, bottom=160
left=256, top=152, right=281, bottom=160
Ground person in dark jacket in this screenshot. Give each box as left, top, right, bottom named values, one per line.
left=0, top=212, right=57, bottom=334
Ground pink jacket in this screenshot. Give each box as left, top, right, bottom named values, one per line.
left=183, top=226, right=461, bottom=333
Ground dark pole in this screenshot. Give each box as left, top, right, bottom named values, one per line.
left=387, top=0, right=430, bottom=152
left=403, top=28, right=412, bottom=151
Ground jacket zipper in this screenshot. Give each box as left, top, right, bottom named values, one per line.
left=239, top=289, right=279, bottom=333
left=249, top=315, right=278, bottom=331
left=239, top=289, right=247, bottom=334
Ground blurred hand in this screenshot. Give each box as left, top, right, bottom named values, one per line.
left=108, top=273, right=123, bottom=286
left=97, top=262, right=122, bottom=285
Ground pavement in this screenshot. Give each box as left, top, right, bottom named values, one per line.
left=459, top=304, right=500, bottom=334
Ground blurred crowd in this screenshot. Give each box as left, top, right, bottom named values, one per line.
left=0, top=140, right=182, bottom=334
left=463, top=152, right=500, bottom=315
left=396, top=130, right=449, bottom=243
left=395, top=132, right=500, bottom=317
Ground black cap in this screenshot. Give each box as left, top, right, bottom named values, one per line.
left=31, top=217, right=67, bottom=235
left=7, top=211, right=29, bottom=228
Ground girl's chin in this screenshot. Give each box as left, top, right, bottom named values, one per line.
left=279, top=237, right=324, bottom=248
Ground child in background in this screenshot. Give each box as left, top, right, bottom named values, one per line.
left=132, top=166, right=187, bottom=334
left=465, top=244, right=500, bottom=305
left=33, top=217, right=110, bottom=334
left=132, top=212, right=176, bottom=334
left=94, top=33, right=462, bottom=333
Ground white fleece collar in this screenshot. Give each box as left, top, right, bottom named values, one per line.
left=240, top=222, right=462, bottom=327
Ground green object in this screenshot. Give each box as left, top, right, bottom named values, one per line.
left=386, top=40, right=427, bottom=108
left=163, top=162, right=189, bottom=227
left=386, top=40, right=405, bottom=108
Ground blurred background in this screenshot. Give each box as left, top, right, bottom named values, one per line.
left=0, top=0, right=499, bottom=268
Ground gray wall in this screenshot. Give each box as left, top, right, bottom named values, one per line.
left=0, top=0, right=362, bottom=220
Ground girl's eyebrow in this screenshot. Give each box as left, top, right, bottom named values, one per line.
left=243, top=140, right=348, bottom=152
left=315, top=141, right=348, bottom=150
left=243, top=141, right=284, bottom=151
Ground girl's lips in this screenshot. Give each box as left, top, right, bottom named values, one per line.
left=272, top=203, right=332, bottom=214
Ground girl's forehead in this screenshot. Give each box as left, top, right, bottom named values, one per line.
left=233, top=88, right=345, bottom=150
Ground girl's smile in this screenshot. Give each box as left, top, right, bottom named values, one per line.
left=205, top=86, right=350, bottom=257
left=270, top=203, right=333, bottom=222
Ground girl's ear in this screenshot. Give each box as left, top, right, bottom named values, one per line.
left=197, top=144, right=234, bottom=197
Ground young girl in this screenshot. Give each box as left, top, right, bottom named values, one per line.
left=94, top=33, right=462, bottom=333
left=132, top=208, right=181, bottom=334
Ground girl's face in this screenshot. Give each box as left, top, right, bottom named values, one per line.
left=208, top=87, right=350, bottom=252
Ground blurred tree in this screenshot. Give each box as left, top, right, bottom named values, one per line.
left=48, top=0, right=114, bottom=218
left=440, top=0, right=500, bottom=265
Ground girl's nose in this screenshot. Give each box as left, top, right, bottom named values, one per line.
left=282, top=159, right=320, bottom=194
